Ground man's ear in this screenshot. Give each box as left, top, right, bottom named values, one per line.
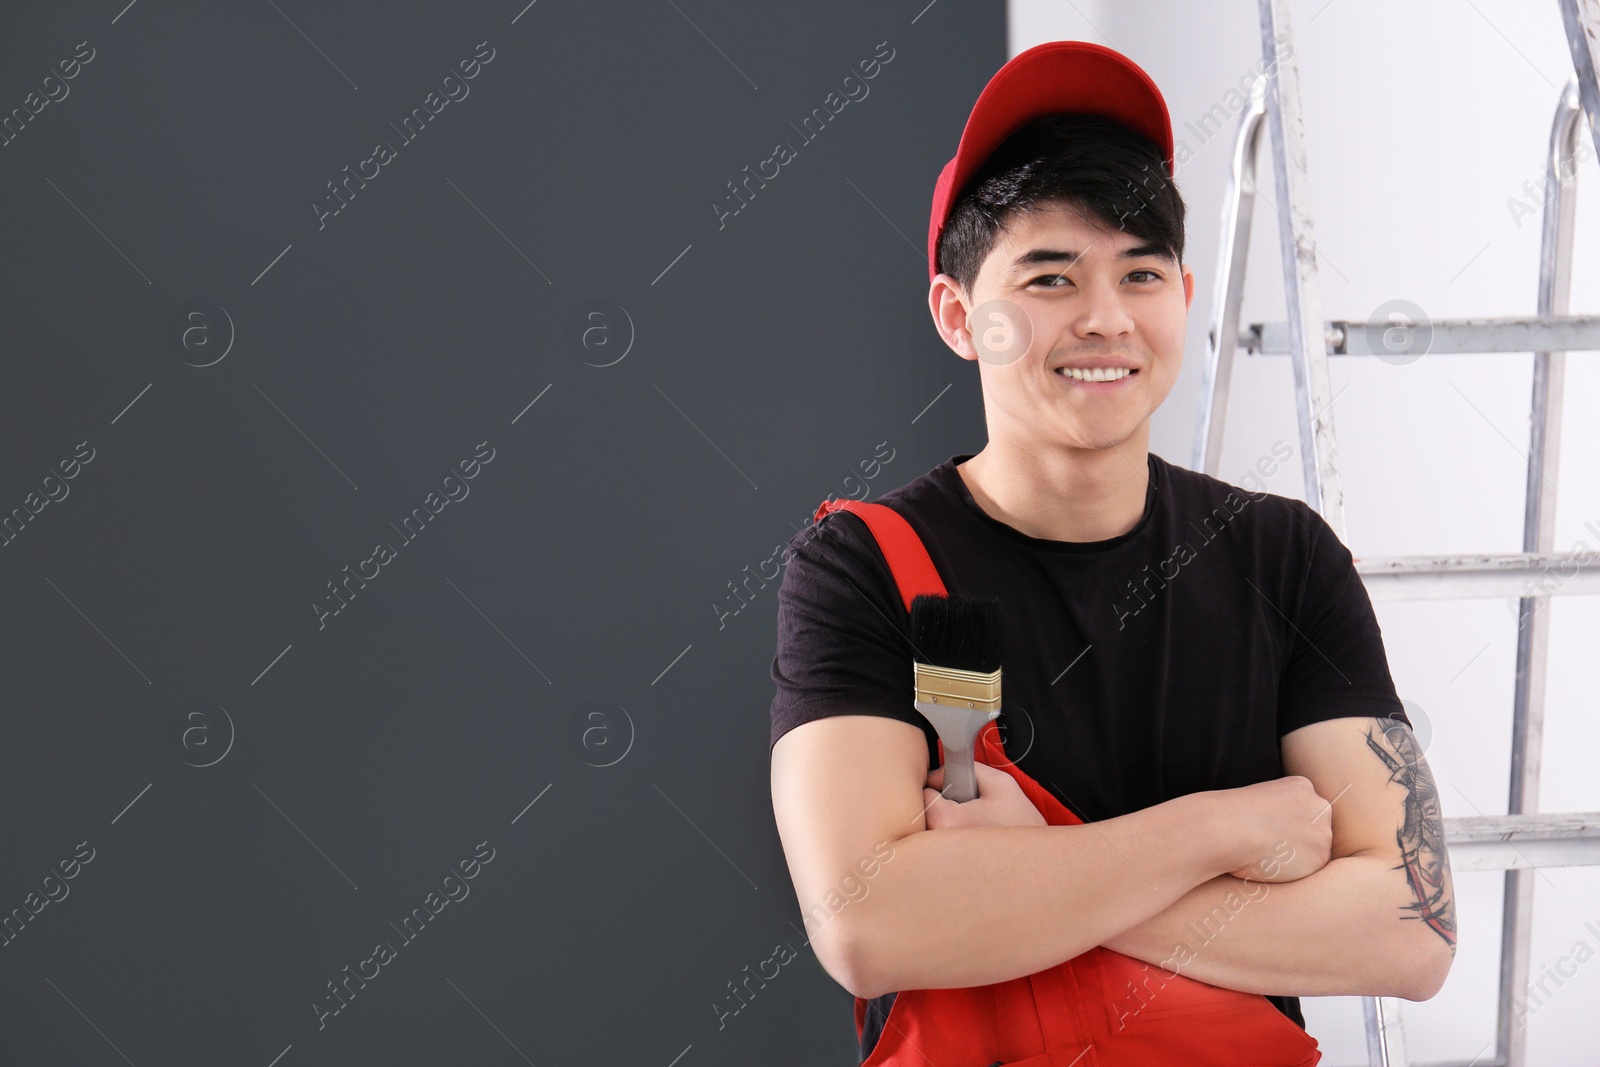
left=928, top=274, right=979, bottom=362
left=1182, top=263, right=1195, bottom=310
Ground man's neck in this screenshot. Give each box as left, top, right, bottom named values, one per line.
left=956, top=437, right=1152, bottom=544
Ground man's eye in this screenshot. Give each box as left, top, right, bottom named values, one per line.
left=1028, top=274, right=1070, bottom=287
left=1128, top=269, right=1162, bottom=283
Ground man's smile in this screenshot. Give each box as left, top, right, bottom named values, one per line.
left=1052, top=365, right=1140, bottom=389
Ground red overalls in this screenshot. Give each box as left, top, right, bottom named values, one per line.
left=815, top=497, right=1322, bottom=1067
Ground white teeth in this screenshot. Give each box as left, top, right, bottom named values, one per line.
left=1056, top=366, right=1132, bottom=382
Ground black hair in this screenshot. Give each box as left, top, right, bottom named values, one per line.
left=935, top=113, right=1186, bottom=296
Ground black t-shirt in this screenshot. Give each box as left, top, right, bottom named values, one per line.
left=769, top=450, right=1410, bottom=1050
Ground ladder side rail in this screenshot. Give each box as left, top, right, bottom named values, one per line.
left=1364, top=996, right=1411, bottom=1067
left=1498, top=75, right=1586, bottom=1067
left=1557, top=0, right=1600, bottom=162
left=1253, top=3, right=1389, bottom=1061
left=1257, top=0, right=1346, bottom=537
left=1193, top=76, right=1268, bottom=475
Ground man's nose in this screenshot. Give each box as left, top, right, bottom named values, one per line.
left=1072, top=278, right=1135, bottom=340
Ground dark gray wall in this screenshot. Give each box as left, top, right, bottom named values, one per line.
left=0, top=2, right=999, bottom=1064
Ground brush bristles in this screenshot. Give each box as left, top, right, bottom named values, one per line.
left=908, top=593, right=1002, bottom=674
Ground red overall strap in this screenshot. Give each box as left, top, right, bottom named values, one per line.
left=811, top=493, right=1323, bottom=1067
left=813, top=498, right=946, bottom=613
left=813, top=497, right=1081, bottom=826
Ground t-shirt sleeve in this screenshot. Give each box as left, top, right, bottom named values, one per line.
left=768, top=511, right=939, bottom=764
left=1277, top=506, right=1412, bottom=737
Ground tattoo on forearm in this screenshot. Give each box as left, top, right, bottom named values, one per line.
left=1365, top=719, right=1457, bottom=952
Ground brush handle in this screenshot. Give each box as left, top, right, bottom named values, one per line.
left=940, top=742, right=981, bottom=804
left=913, top=699, right=1000, bottom=804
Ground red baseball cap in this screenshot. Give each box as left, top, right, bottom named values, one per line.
left=927, top=41, right=1176, bottom=282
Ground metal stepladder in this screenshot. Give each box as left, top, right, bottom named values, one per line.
left=1192, top=1, right=1600, bottom=1065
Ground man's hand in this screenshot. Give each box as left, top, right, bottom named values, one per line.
left=1205, top=776, right=1334, bottom=883
left=923, top=762, right=1046, bottom=830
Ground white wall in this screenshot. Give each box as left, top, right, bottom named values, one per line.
left=1010, top=2, right=1600, bottom=1063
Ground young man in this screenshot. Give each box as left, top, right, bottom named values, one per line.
left=768, top=40, right=1456, bottom=1066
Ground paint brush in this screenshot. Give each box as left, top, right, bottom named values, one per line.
left=908, top=593, right=1002, bottom=804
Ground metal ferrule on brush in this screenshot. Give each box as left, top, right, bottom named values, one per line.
left=912, top=662, right=1002, bottom=712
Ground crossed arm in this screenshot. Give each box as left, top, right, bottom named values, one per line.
left=1099, top=714, right=1457, bottom=1001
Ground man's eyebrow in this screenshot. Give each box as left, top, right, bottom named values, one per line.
left=1007, top=244, right=1170, bottom=273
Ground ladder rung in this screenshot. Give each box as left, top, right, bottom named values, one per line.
left=1356, top=553, right=1600, bottom=601
left=1444, top=813, right=1600, bottom=871
left=1242, top=314, right=1600, bottom=355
